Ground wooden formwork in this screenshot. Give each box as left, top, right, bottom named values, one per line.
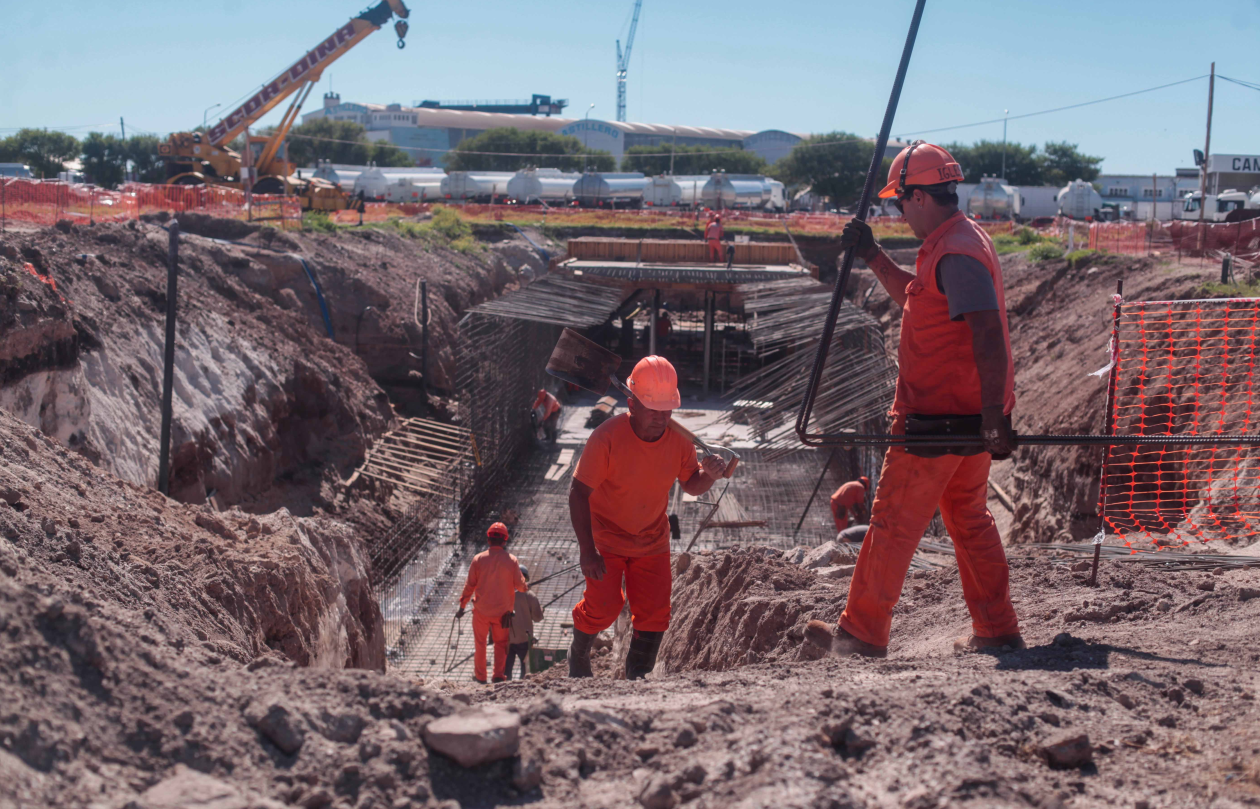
left=565, top=237, right=799, bottom=266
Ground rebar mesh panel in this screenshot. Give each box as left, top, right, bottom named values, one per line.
left=1102, top=298, right=1260, bottom=547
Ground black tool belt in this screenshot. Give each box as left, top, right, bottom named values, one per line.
left=903, top=413, right=993, bottom=458
left=501, top=610, right=515, bottom=630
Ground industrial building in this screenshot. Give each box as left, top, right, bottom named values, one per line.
left=304, top=92, right=817, bottom=168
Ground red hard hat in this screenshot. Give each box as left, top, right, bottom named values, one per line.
left=487, top=522, right=509, bottom=541
left=627, top=355, right=681, bottom=411
left=878, top=141, right=964, bottom=199
left=859, top=476, right=870, bottom=489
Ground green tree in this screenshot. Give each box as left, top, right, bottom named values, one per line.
left=620, top=144, right=768, bottom=176
left=773, top=132, right=878, bottom=207
left=80, top=132, right=127, bottom=188
left=1037, top=141, right=1103, bottom=187
left=125, top=135, right=166, bottom=183
left=0, top=128, right=80, bottom=178
left=942, top=140, right=1042, bottom=186
left=446, top=128, right=614, bottom=172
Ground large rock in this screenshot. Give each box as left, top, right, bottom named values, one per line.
left=422, top=708, right=520, bottom=768
left=246, top=699, right=306, bottom=756
left=130, top=766, right=248, bottom=809
left=814, top=565, right=856, bottom=580
left=1039, top=733, right=1093, bottom=769
left=802, top=541, right=852, bottom=570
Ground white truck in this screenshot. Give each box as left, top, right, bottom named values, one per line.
left=1175, top=189, right=1253, bottom=222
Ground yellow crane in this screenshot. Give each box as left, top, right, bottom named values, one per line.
left=158, top=0, right=410, bottom=210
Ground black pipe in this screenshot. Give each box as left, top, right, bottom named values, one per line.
left=796, top=0, right=927, bottom=447
left=420, top=280, right=429, bottom=389
left=157, top=221, right=179, bottom=495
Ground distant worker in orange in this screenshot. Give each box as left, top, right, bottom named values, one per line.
left=568, top=356, right=727, bottom=679
left=457, top=522, right=528, bottom=683
left=830, top=476, right=870, bottom=533
left=532, top=388, right=562, bottom=444
left=805, top=141, right=1022, bottom=659
left=705, top=214, right=724, bottom=262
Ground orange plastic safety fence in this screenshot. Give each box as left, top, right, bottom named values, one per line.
left=1087, top=219, right=1260, bottom=262
left=0, top=179, right=301, bottom=231
left=1101, top=298, right=1260, bottom=548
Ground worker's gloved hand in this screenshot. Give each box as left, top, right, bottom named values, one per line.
left=839, top=219, right=879, bottom=263
left=455, top=607, right=465, bottom=619
left=700, top=454, right=727, bottom=480
left=981, top=406, right=1015, bottom=460
left=580, top=548, right=607, bottom=582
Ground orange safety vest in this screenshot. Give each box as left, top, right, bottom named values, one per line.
left=893, top=211, right=1015, bottom=417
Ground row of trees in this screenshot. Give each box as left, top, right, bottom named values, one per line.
left=5, top=119, right=1106, bottom=208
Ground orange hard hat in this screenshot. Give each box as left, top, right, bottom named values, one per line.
left=487, top=522, right=509, bottom=541
left=627, top=355, right=680, bottom=411
left=878, top=141, right=964, bottom=199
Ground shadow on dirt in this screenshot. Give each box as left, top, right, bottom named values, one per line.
left=991, top=635, right=1227, bottom=672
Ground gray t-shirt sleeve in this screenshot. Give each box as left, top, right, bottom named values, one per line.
left=935, top=254, right=999, bottom=321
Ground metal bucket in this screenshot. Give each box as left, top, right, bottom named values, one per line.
left=545, top=328, right=623, bottom=395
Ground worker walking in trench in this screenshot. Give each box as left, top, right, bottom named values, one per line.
left=705, top=214, right=724, bottom=262
left=504, top=565, right=544, bottom=680
left=830, top=476, right=870, bottom=535
left=457, top=523, right=528, bottom=683
left=805, top=141, right=1023, bottom=659
left=568, top=356, right=727, bottom=679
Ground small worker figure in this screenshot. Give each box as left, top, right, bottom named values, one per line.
left=531, top=388, right=562, bottom=444
left=830, top=476, right=870, bottom=535
left=655, top=308, right=673, bottom=347
left=504, top=565, right=544, bottom=680
left=705, top=215, right=724, bottom=262
left=568, top=356, right=728, bottom=679
left=457, top=522, right=527, bottom=683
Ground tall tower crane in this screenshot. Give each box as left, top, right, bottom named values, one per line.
left=614, top=0, right=642, bottom=123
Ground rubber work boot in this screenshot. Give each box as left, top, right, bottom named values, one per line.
left=568, top=629, right=597, bottom=678
left=625, top=629, right=665, bottom=680
left=954, top=633, right=1026, bottom=653
left=804, top=620, right=888, bottom=659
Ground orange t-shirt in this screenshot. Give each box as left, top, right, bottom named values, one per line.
left=574, top=414, right=700, bottom=558
left=532, top=390, right=561, bottom=419
left=459, top=546, right=527, bottom=619
left=830, top=481, right=866, bottom=511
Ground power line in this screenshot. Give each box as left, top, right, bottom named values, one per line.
left=1218, top=75, right=1260, bottom=92
left=897, top=74, right=1209, bottom=138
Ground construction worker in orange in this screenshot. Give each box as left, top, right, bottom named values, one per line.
left=705, top=214, right=724, bottom=262
left=830, top=476, right=870, bottom=533
left=805, top=140, right=1023, bottom=659
left=568, top=356, right=727, bottom=679
left=531, top=388, right=562, bottom=444
left=456, top=522, right=528, bottom=683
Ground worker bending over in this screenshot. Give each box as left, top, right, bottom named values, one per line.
left=806, top=141, right=1023, bottom=659
left=568, top=356, right=727, bottom=679
left=457, top=523, right=528, bottom=683
left=532, top=388, right=562, bottom=444
left=504, top=565, right=544, bottom=680
left=705, top=215, right=724, bottom=262
left=830, top=476, right=870, bottom=534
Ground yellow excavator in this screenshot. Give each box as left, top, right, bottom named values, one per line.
left=158, top=0, right=410, bottom=210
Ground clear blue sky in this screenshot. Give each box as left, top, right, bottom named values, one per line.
left=2, top=0, right=1257, bottom=175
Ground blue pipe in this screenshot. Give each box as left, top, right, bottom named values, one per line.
left=297, top=257, right=335, bottom=340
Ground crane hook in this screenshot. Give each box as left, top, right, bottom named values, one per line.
left=395, top=19, right=408, bottom=48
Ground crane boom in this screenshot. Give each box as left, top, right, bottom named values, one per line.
left=615, top=0, right=642, bottom=123
left=207, top=0, right=409, bottom=146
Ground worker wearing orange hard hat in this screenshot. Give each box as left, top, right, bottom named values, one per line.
left=457, top=522, right=528, bottom=683
left=705, top=215, right=724, bottom=262
left=805, top=141, right=1022, bottom=659
left=830, top=476, right=870, bottom=533
left=568, top=355, right=727, bottom=679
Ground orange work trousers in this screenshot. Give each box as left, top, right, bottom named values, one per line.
left=472, top=611, right=510, bottom=682
left=707, top=239, right=722, bottom=262
left=839, top=418, right=1019, bottom=647
left=572, top=551, right=672, bottom=634
left=831, top=501, right=850, bottom=533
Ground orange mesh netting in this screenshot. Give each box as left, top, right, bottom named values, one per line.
left=1101, top=297, right=1260, bottom=548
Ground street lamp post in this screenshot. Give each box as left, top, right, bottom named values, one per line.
left=203, top=103, right=223, bottom=133
left=1001, top=109, right=1009, bottom=180
left=583, top=103, right=596, bottom=172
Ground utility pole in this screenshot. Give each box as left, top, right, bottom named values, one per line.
left=1001, top=109, right=1008, bottom=180
left=120, top=117, right=126, bottom=139
left=1151, top=173, right=1158, bottom=223
left=582, top=103, right=595, bottom=173
left=669, top=126, right=676, bottom=175
left=1198, top=62, right=1215, bottom=230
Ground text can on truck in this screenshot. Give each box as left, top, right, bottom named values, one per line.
left=158, top=0, right=410, bottom=211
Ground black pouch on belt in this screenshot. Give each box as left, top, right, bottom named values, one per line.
left=903, top=414, right=985, bottom=458
left=501, top=611, right=514, bottom=630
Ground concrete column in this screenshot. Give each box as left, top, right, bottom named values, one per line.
left=702, top=290, right=714, bottom=398
left=649, top=289, right=660, bottom=355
